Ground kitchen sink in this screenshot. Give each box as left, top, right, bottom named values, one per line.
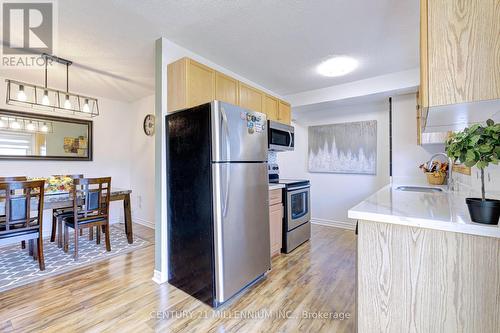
left=395, top=186, right=443, bottom=193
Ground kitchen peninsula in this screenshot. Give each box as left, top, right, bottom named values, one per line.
left=349, top=185, right=500, bottom=332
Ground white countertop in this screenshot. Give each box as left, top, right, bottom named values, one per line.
left=348, top=184, right=500, bottom=238
left=268, top=184, right=285, bottom=191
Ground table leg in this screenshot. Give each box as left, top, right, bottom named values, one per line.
left=124, top=193, right=133, bottom=244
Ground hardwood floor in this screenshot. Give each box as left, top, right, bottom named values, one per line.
left=0, top=223, right=357, bottom=333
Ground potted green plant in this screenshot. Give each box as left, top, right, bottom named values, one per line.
left=445, top=119, right=500, bottom=225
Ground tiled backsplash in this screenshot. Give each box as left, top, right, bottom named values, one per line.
left=268, top=151, right=278, bottom=164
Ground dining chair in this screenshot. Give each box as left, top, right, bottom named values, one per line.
left=50, top=174, right=84, bottom=248
left=0, top=176, right=28, bottom=249
left=0, top=180, right=46, bottom=270
left=63, top=177, right=112, bottom=259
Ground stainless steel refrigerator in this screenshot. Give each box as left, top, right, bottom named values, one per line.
left=166, top=101, right=270, bottom=307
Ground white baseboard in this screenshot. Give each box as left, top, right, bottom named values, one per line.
left=311, top=218, right=356, bottom=230
left=152, top=269, right=168, bottom=284
left=133, top=217, right=155, bottom=229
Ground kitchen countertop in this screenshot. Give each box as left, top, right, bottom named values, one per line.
left=348, top=184, right=500, bottom=238
left=268, top=184, right=285, bottom=191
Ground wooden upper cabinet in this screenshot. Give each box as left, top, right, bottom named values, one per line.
left=421, top=0, right=500, bottom=107
left=215, top=72, right=238, bottom=105
left=264, top=94, right=279, bottom=121
left=278, top=101, right=291, bottom=125
left=167, top=57, right=215, bottom=112
left=238, top=82, right=264, bottom=113
left=186, top=59, right=215, bottom=108
left=168, top=57, right=292, bottom=121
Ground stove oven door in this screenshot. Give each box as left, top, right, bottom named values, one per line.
left=286, top=186, right=311, bottom=230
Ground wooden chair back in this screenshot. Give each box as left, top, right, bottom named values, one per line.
left=0, top=180, right=45, bottom=237
left=0, top=176, right=27, bottom=182
left=72, top=177, right=111, bottom=222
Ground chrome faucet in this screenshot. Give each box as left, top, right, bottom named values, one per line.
left=427, top=153, right=453, bottom=191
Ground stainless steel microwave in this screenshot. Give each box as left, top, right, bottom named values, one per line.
left=268, top=120, right=294, bottom=151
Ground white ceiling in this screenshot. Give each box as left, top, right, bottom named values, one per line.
left=0, top=0, right=419, bottom=102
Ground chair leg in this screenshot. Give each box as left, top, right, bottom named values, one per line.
left=96, top=225, right=101, bottom=245
left=57, top=217, right=63, bottom=248
left=50, top=214, right=57, bottom=242
left=80, top=229, right=83, bottom=236
left=28, top=239, right=34, bottom=256
left=89, top=226, right=94, bottom=241
left=21, top=241, right=26, bottom=249
left=63, top=224, right=69, bottom=253
left=105, top=222, right=111, bottom=252
left=74, top=226, right=79, bottom=260
left=32, top=241, right=38, bottom=261
left=37, top=237, right=45, bottom=271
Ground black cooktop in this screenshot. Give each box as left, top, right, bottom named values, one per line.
left=269, top=179, right=310, bottom=187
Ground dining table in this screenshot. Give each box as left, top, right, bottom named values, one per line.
left=0, top=188, right=134, bottom=244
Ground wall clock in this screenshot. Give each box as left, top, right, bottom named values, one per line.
left=143, top=114, right=155, bottom=136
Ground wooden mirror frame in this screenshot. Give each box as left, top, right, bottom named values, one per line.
left=0, top=109, right=93, bottom=161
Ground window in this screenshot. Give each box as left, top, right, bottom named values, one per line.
left=0, top=131, right=35, bottom=156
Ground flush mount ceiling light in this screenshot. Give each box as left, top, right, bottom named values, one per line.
left=5, top=54, right=99, bottom=117
left=316, top=56, right=359, bottom=77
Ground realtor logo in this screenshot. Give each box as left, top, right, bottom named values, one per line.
left=2, top=1, right=53, bottom=54
left=1, top=1, right=56, bottom=68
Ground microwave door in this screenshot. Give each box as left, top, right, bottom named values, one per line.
left=269, top=127, right=294, bottom=151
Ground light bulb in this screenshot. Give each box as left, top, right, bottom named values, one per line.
left=42, top=90, right=50, bottom=106
left=17, top=85, right=27, bottom=102
left=64, top=95, right=72, bottom=109
left=26, top=122, right=36, bottom=131
left=83, top=99, right=90, bottom=113
left=10, top=120, right=21, bottom=130
left=40, top=123, right=49, bottom=132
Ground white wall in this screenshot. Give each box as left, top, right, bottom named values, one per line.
left=278, top=100, right=391, bottom=228
left=129, top=94, right=155, bottom=227
left=0, top=75, right=135, bottom=235
left=277, top=92, right=450, bottom=228
left=391, top=93, right=444, bottom=184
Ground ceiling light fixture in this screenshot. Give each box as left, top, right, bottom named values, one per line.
left=317, top=56, right=359, bottom=77
left=10, top=120, right=21, bottom=130
left=17, top=85, right=27, bottom=101
left=5, top=54, right=99, bottom=117
left=0, top=116, right=53, bottom=134
left=40, top=123, right=49, bottom=133
left=26, top=121, right=36, bottom=131
left=83, top=98, right=90, bottom=113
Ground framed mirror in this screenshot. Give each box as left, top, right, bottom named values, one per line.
left=0, top=109, right=93, bottom=161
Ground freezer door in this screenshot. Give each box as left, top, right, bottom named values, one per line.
left=211, top=101, right=268, bottom=162
left=212, top=162, right=271, bottom=303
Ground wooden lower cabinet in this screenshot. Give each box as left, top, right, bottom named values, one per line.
left=357, top=219, right=500, bottom=332
left=269, top=189, right=283, bottom=257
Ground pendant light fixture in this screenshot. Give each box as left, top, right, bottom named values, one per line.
left=5, top=54, right=99, bottom=117
left=0, top=115, right=53, bottom=133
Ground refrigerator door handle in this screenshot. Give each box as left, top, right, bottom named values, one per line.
left=221, top=108, right=231, bottom=217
